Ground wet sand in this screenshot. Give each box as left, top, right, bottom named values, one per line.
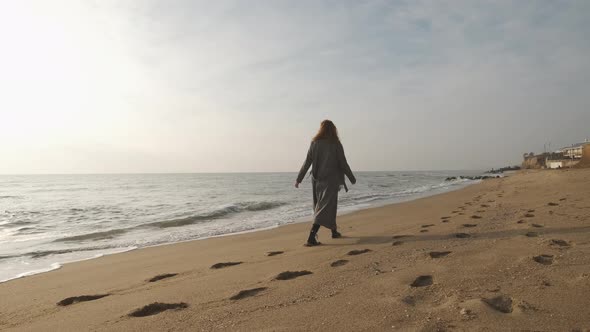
left=1, top=169, right=590, bottom=331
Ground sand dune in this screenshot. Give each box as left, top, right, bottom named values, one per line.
left=1, top=169, right=590, bottom=331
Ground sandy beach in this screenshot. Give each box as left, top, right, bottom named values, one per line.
left=1, top=169, right=590, bottom=331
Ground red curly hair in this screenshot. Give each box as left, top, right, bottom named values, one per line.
left=312, top=120, right=340, bottom=142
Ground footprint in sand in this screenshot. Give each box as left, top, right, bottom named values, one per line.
left=420, top=229, right=429, bottom=233
left=148, top=273, right=178, bottom=282
left=524, top=213, right=535, bottom=218
left=550, top=239, right=570, bottom=248
left=455, top=233, right=471, bottom=238
left=267, top=251, right=284, bottom=257
left=471, top=215, right=482, bottom=219
left=348, top=249, right=372, bottom=256
left=462, top=224, right=477, bottom=228
left=441, top=216, right=451, bottom=220
left=517, top=220, right=525, bottom=224
left=482, top=295, right=513, bottom=313
left=458, top=212, right=465, bottom=215
left=531, top=224, right=544, bottom=228
left=525, top=232, right=539, bottom=237
left=488, top=200, right=495, bottom=203
left=429, top=251, right=451, bottom=258
left=392, top=241, right=404, bottom=246
left=548, top=202, right=559, bottom=206
left=480, top=204, right=490, bottom=208
left=57, top=294, right=110, bottom=306
left=230, top=287, right=267, bottom=300
left=330, top=259, right=349, bottom=267
left=401, top=295, right=416, bottom=306
left=422, top=224, right=435, bottom=228
left=533, top=255, right=554, bottom=265
left=274, top=271, right=313, bottom=280
left=410, top=275, right=433, bottom=287
left=148, top=273, right=177, bottom=283
left=476, top=210, right=486, bottom=213
left=559, top=198, right=567, bottom=201
left=527, top=209, right=535, bottom=213
left=452, top=210, right=460, bottom=213
left=211, top=262, right=243, bottom=269
left=441, top=219, right=450, bottom=223
left=128, top=302, right=188, bottom=317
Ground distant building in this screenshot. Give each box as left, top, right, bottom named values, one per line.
left=558, top=141, right=590, bottom=159
left=545, top=152, right=566, bottom=169
left=522, top=153, right=547, bottom=169
left=547, top=161, right=563, bottom=169
left=523, top=139, right=589, bottom=169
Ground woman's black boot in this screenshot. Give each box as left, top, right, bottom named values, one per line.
left=305, top=224, right=321, bottom=246
left=331, top=228, right=342, bottom=239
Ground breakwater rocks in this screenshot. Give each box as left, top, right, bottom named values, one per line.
left=486, top=166, right=521, bottom=174
left=445, top=175, right=501, bottom=181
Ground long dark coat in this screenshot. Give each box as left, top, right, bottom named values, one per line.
left=296, top=139, right=356, bottom=229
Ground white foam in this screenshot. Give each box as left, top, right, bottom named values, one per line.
left=0, top=246, right=137, bottom=284
left=12, top=262, right=62, bottom=280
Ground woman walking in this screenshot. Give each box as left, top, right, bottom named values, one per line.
left=295, top=120, right=356, bottom=246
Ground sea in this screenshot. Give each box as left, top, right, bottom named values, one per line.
left=0, top=171, right=484, bottom=283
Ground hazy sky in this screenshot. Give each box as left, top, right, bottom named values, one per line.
left=0, top=1, right=589, bottom=173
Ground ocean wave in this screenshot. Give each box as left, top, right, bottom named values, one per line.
left=145, top=206, right=240, bottom=228
left=31, top=186, right=89, bottom=193
left=355, top=179, right=473, bottom=203
left=352, top=193, right=392, bottom=202
left=28, top=248, right=92, bottom=259
left=27, top=244, right=126, bottom=259
left=144, top=201, right=288, bottom=229
left=3, top=210, right=41, bottom=216
left=242, top=201, right=287, bottom=211
left=53, top=229, right=129, bottom=243
left=67, top=206, right=117, bottom=214
left=394, top=181, right=460, bottom=196
left=7, top=220, right=36, bottom=227
left=0, top=195, right=23, bottom=199
left=369, top=183, right=396, bottom=188
left=16, top=227, right=44, bottom=235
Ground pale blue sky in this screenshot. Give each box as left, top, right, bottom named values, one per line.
left=0, top=1, right=589, bottom=173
